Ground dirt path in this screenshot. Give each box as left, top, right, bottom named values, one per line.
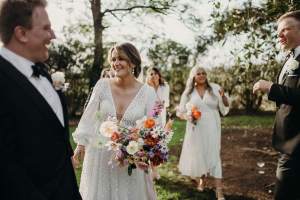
left=219, top=127, right=277, bottom=200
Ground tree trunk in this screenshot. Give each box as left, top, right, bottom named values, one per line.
left=90, top=0, right=104, bottom=88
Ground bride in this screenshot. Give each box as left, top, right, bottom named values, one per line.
left=72, top=42, right=157, bottom=200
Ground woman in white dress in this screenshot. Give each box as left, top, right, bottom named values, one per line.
left=72, top=42, right=157, bottom=200
left=177, top=66, right=229, bottom=200
left=146, top=67, right=170, bottom=127
left=145, top=67, right=170, bottom=180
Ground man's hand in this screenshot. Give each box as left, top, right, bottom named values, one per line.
left=253, top=80, right=273, bottom=94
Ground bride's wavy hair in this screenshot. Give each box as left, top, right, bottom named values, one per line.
left=107, top=42, right=141, bottom=78
left=183, top=66, right=212, bottom=97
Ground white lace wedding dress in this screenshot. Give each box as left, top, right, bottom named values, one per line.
left=73, top=79, right=157, bottom=200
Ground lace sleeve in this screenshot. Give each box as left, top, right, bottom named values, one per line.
left=72, top=79, right=103, bottom=146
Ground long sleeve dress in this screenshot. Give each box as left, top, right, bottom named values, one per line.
left=73, top=79, right=157, bottom=200
left=177, top=83, right=229, bottom=179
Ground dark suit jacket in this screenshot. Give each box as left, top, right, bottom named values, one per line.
left=268, top=54, right=300, bottom=156
left=0, top=56, right=81, bottom=199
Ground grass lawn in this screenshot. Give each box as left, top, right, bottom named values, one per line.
left=69, top=114, right=274, bottom=200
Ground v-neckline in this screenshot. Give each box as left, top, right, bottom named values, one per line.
left=196, top=88, right=206, bottom=100
left=107, top=80, right=145, bottom=123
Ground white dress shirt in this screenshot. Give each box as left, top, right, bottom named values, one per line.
left=279, top=46, right=300, bottom=84
left=0, top=47, right=65, bottom=126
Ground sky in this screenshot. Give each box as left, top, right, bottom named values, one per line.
left=47, top=0, right=197, bottom=45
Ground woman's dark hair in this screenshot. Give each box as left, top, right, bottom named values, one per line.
left=147, top=67, right=165, bottom=86
left=108, top=42, right=141, bottom=78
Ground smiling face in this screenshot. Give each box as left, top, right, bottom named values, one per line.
left=23, top=6, right=55, bottom=62
left=147, top=69, right=159, bottom=83
left=194, top=68, right=207, bottom=85
left=277, top=17, right=300, bottom=51
left=110, top=49, right=133, bottom=78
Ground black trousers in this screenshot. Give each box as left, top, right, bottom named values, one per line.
left=274, top=153, right=300, bottom=200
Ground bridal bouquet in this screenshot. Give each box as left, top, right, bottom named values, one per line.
left=99, top=102, right=173, bottom=175
left=186, top=103, right=201, bottom=126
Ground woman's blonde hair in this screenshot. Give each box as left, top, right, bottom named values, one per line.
left=183, top=66, right=212, bottom=97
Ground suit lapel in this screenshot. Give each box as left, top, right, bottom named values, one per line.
left=277, top=53, right=292, bottom=83
left=0, top=56, right=65, bottom=130
left=295, top=54, right=300, bottom=66
left=56, top=90, right=68, bottom=129
left=281, top=71, right=288, bottom=85
left=282, top=54, right=300, bottom=85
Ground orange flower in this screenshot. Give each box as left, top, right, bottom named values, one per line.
left=144, top=118, right=156, bottom=129
left=111, top=132, right=120, bottom=141
left=192, top=107, right=201, bottom=120
left=144, top=135, right=159, bottom=147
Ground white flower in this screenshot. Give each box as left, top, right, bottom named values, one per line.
left=51, top=71, right=69, bottom=91
left=105, top=141, right=121, bottom=151
left=135, top=116, right=147, bottom=128
left=151, top=132, right=159, bottom=138
left=137, top=138, right=144, bottom=146
left=99, top=121, right=118, bottom=137
left=286, top=59, right=299, bottom=71
left=126, top=141, right=139, bottom=155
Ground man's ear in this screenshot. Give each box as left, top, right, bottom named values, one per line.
left=14, top=26, right=29, bottom=43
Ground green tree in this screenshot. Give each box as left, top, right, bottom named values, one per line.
left=89, top=0, right=175, bottom=88
left=47, top=23, right=112, bottom=117
left=147, top=39, right=191, bottom=110
left=147, top=39, right=191, bottom=70
left=210, top=0, right=300, bottom=112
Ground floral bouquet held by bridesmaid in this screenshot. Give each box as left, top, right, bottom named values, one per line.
left=186, top=103, right=202, bottom=127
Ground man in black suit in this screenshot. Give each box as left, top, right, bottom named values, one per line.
left=0, top=0, right=81, bottom=199
left=253, top=10, right=300, bottom=200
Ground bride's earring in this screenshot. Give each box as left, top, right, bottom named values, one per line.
left=194, top=82, right=197, bottom=86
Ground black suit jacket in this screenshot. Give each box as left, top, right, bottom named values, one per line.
left=0, top=56, right=81, bottom=199
left=268, top=54, right=300, bottom=156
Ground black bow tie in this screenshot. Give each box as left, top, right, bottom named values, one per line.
left=291, top=49, right=295, bottom=57
left=32, top=62, right=47, bottom=78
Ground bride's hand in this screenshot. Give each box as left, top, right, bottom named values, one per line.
left=73, top=145, right=85, bottom=168
left=136, top=162, right=149, bottom=171
left=151, top=167, right=161, bottom=180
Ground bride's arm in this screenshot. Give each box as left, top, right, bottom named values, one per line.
left=72, top=80, right=103, bottom=164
